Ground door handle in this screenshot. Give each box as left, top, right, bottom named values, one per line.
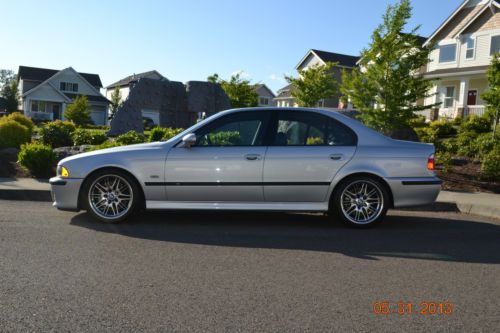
left=245, top=154, right=261, bottom=161
left=329, top=154, right=343, bottom=160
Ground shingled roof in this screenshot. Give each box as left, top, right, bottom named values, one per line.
left=307, top=49, right=360, bottom=68
left=18, top=66, right=103, bottom=88
left=106, top=70, right=167, bottom=89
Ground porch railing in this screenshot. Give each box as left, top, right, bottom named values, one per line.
left=464, top=105, right=486, bottom=117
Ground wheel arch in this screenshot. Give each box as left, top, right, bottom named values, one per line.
left=77, top=166, right=146, bottom=210
left=328, top=172, right=394, bottom=210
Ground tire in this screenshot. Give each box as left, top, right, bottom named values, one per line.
left=82, top=169, right=141, bottom=223
left=331, top=176, right=390, bottom=228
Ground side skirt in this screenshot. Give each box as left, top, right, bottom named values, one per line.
left=146, top=201, right=329, bottom=212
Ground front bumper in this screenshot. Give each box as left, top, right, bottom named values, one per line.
left=49, top=177, right=84, bottom=211
left=385, top=177, right=441, bottom=208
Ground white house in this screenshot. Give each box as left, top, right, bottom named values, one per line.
left=253, top=84, right=276, bottom=107
left=105, top=70, right=167, bottom=103
left=423, top=0, right=500, bottom=119
left=17, top=66, right=109, bottom=125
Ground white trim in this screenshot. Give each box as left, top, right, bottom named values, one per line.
left=453, top=1, right=494, bottom=37
left=438, top=43, right=459, bottom=63
left=465, top=35, right=477, bottom=60
left=424, top=69, right=488, bottom=79
left=295, top=50, right=326, bottom=70
left=423, top=0, right=471, bottom=47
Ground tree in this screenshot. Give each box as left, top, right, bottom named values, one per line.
left=481, top=53, right=500, bottom=136
left=109, top=86, right=122, bottom=119
left=64, top=95, right=92, bottom=125
left=285, top=62, right=339, bottom=107
left=207, top=73, right=258, bottom=108
left=340, top=0, right=438, bottom=135
left=1, top=79, right=20, bottom=113
left=0, top=69, right=16, bottom=89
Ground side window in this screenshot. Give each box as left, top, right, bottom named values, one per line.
left=195, top=112, right=270, bottom=146
left=273, top=111, right=357, bottom=146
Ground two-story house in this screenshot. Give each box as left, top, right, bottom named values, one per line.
left=423, top=0, right=500, bottom=119
left=253, top=84, right=276, bottom=107
left=105, top=70, right=168, bottom=103
left=17, top=66, right=110, bottom=125
left=275, top=49, right=359, bottom=108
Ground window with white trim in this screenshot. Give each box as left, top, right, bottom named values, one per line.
left=60, top=82, right=79, bottom=92
left=465, top=37, right=475, bottom=59
left=259, top=97, right=269, bottom=105
left=31, top=100, right=47, bottom=112
left=443, top=87, right=455, bottom=108
left=439, top=44, right=457, bottom=63
left=490, top=35, right=500, bottom=55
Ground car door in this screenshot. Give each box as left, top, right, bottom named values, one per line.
left=165, top=111, right=271, bottom=202
left=263, top=110, right=357, bottom=202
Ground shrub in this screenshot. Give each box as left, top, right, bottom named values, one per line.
left=116, top=131, right=146, bottom=145
left=409, top=115, right=427, bottom=128
left=6, top=112, right=34, bottom=136
left=64, top=95, right=92, bottom=125
left=90, top=140, right=123, bottom=151
left=459, top=115, right=491, bottom=134
left=207, top=131, right=241, bottom=145
left=451, top=116, right=463, bottom=126
left=471, top=132, right=499, bottom=160
left=72, top=128, right=108, bottom=145
left=481, top=145, right=500, bottom=181
left=429, top=120, right=456, bottom=138
left=436, top=151, right=453, bottom=173
left=148, top=127, right=184, bottom=142
left=40, top=120, right=76, bottom=148
left=416, top=127, right=437, bottom=144
left=18, top=143, right=56, bottom=178
left=438, top=138, right=458, bottom=155
left=456, top=131, right=479, bottom=158
left=0, top=119, right=30, bottom=148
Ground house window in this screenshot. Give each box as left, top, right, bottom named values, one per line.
left=490, top=35, right=500, bottom=55
left=259, top=97, right=269, bottom=105
left=466, top=37, right=475, bottom=59
left=439, top=44, right=457, bottom=63
left=444, top=87, right=455, bottom=108
left=60, top=82, right=79, bottom=92
left=31, top=100, right=47, bottom=112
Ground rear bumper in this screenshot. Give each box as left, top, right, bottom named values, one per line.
left=49, top=177, right=83, bottom=211
left=385, top=177, right=441, bottom=208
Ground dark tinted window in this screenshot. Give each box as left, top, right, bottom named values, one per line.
left=195, top=111, right=270, bottom=146
left=272, top=111, right=357, bottom=146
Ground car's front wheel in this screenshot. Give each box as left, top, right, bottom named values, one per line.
left=82, top=170, right=140, bottom=223
left=331, top=176, right=389, bottom=228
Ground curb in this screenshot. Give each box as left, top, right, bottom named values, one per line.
left=0, top=189, right=52, bottom=202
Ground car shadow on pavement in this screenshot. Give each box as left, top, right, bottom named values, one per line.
left=70, top=210, right=500, bottom=264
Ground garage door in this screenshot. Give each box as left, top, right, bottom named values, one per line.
left=90, top=111, right=106, bottom=125
left=141, top=109, right=160, bottom=125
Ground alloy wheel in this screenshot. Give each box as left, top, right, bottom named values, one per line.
left=340, top=180, right=384, bottom=225
left=88, top=175, right=134, bottom=220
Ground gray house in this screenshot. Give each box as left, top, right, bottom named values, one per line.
left=253, top=84, right=276, bottom=107
left=275, top=49, right=360, bottom=109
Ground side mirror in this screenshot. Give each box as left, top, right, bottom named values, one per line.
left=181, top=133, right=197, bottom=148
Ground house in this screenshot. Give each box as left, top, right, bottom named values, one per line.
left=105, top=70, right=167, bottom=103
left=275, top=49, right=360, bottom=108
left=253, top=84, right=276, bottom=107
left=422, top=0, right=500, bottom=119
left=17, top=66, right=109, bottom=125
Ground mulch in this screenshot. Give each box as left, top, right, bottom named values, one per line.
left=0, top=148, right=31, bottom=178
left=437, top=162, right=500, bottom=194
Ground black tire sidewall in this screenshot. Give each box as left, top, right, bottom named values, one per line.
left=331, top=176, right=389, bottom=228
left=82, top=169, right=140, bottom=223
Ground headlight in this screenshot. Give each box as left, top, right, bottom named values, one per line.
left=57, top=165, right=70, bottom=177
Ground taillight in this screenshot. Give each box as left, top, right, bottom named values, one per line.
left=427, top=154, right=435, bottom=171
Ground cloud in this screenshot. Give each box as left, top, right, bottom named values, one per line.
left=268, top=73, right=286, bottom=83
left=231, top=70, right=250, bottom=79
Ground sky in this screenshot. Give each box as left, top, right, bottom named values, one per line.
left=1, top=0, right=462, bottom=93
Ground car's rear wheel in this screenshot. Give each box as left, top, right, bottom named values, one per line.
left=331, top=176, right=389, bottom=228
left=83, top=170, right=140, bottom=223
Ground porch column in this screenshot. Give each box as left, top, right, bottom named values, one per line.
left=61, top=103, right=66, bottom=121
left=457, top=78, right=470, bottom=118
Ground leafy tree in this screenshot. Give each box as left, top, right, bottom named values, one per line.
left=0, top=69, right=16, bottom=88
left=285, top=62, right=338, bottom=107
left=109, top=86, right=122, bottom=119
left=340, top=0, right=438, bottom=134
left=481, top=53, right=500, bottom=136
left=1, top=79, right=20, bottom=113
left=207, top=73, right=258, bottom=108
left=64, top=95, right=92, bottom=125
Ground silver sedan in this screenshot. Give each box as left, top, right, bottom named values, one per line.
left=50, top=107, right=441, bottom=227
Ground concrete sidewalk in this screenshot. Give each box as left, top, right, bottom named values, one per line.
left=0, top=177, right=498, bottom=219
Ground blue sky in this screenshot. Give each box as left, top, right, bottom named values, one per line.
left=2, top=0, right=461, bottom=92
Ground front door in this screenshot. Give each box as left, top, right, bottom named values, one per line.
left=165, top=111, right=271, bottom=202
left=52, top=104, right=61, bottom=120
left=263, top=110, right=357, bottom=202
left=467, top=90, right=477, bottom=105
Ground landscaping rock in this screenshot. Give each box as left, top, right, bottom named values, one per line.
left=53, top=145, right=93, bottom=160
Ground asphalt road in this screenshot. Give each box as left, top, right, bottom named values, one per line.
left=0, top=200, right=499, bottom=332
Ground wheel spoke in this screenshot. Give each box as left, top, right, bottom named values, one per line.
left=89, top=175, right=133, bottom=219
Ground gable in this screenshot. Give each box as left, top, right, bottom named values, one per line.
left=24, top=82, right=70, bottom=102
left=255, top=85, right=275, bottom=98
left=47, top=68, right=101, bottom=96
left=434, top=5, right=486, bottom=41
left=462, top=6, right=500, bottom=34
left=297, top=53, right=324, bottom=71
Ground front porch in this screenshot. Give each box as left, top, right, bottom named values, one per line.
left=25, top=99, right=65, bottom=122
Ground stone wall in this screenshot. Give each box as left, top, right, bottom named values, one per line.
left=108, top=78, right=231, bottom=136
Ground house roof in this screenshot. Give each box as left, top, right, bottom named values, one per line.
left=64, top=93, right=110, bottom=104
left=18, top=66, right=103, bottom=87
left=297, top=49, right=360, bottom=69
left=274, top=84, right=295, bottom=99
left=423, top=65, right=489, bottom=78
left=253, top=84, right=276, bottom=97
left=455, top=0, right=500, bottom=36
left=106, top=70, right=167, bottom=89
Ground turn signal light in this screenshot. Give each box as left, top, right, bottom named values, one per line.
left=427, top=154, right=435, bottom=171
left=60, top=166, right=70, bottom=178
